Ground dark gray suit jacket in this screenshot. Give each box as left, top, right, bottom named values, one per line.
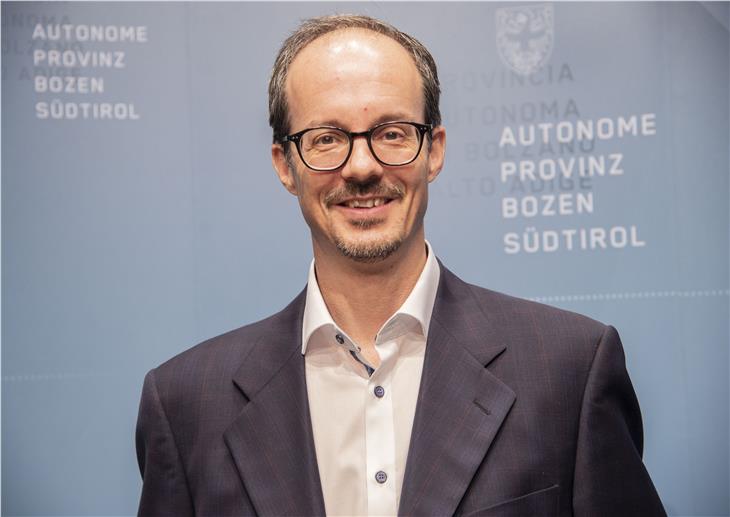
left=136, top=264, right=665, bottom=516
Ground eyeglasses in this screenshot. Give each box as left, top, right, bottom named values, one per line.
left=280, top=121, right=432, bottom=172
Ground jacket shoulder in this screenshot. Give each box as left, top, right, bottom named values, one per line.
left=439, top=266, right=612, bottom=365
left=149, top=288, right=305, bottom=388
left=468, top=280, right=607, bottom=335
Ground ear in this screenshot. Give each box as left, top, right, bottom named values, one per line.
left=426, top=125, right=446, bottom=183
left=272, top=143, right=299, bottom=196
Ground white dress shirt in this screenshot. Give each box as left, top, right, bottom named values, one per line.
left=302, top=242, right=440, bottom=517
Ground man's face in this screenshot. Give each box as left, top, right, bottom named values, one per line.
left=272, top=28, right=445, bottom=263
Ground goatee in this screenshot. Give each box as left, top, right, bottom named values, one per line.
left=333, top=234, right=403, bottom=263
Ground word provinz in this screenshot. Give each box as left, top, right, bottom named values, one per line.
left=34, top=49, right=125, bottom=68
left=500, top=153, right=623, bottom=183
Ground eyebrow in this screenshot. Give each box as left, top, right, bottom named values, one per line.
left=304, top=113, right=420, bottom=130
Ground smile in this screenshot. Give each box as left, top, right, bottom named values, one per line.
left=339, top=197, right=392, bottom=209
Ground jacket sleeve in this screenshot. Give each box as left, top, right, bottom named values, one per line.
left=136, top=369, right=195, bottom=517
left=572, top=325, right=666, bottom=516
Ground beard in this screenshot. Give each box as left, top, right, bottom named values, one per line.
left=332, top=229, right=404, bottom=263
left=325, top=180, right=406, bottom=263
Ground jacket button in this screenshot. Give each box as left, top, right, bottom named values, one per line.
left=374, top=385, right=385, bottom=398
left=375, top=470, right=387, bottom=484
left=335, top=334, right=344, bottom=344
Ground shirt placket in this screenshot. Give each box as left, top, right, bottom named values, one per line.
left=365, top=329, right=399, bottom=516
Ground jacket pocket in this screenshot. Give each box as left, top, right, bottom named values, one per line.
left=460, top=484, right=560, bottom=517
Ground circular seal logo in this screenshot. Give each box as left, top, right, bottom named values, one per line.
left=496, top=3, right=555, bottom=75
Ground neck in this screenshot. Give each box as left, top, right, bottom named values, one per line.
left=312, top=231, right=428, bottom=358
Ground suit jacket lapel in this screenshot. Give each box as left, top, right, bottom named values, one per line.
left=399, top=266, right=517, bottom=516
left=222, top=290, right=326, bottom=517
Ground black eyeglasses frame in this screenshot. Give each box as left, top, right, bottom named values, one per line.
left=280, top=121, right=433, bottom=172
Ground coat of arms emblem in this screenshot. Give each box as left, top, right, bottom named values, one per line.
left=496, top=4, right=554, bottom=75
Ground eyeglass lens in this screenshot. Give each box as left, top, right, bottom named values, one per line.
left=299, top=123, right=422, bottom=170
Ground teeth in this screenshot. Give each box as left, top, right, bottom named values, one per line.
left=345, top=198, right=387, bottom=208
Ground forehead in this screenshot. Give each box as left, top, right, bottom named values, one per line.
left=285, top=28, right=424, bottom=127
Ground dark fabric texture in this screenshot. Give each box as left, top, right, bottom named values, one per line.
left=136, top=264, right=666, bottom=516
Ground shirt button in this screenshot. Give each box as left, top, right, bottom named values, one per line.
left=335, top=334, right=344, bottom=344
left=374, top=385, right=385, bottom=398
left=375, top=470, right=388, bottom=484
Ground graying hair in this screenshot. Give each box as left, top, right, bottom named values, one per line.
left=268, top=14, right=441, bottom=143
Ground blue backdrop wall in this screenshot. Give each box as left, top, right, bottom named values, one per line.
left=2, top=2, right=729, bottom=515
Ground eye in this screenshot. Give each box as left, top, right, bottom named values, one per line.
left=383, top=130, right=405, bottom=141
left=373, top=124, right=412, bottom=145
left=309, top=130, right=346, bottom=148
left=315, top=134, right=336, bottom=145
left=380, top=126, right=407, bottom=140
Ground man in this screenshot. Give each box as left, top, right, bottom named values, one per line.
left=136, top=14, right=665, bottom=516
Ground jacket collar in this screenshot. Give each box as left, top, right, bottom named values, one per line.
left=224, top=289, right=327, bottom=517
left=224, top=262, right=515, bottom=516
left=397, top=262, right=516, bottom=516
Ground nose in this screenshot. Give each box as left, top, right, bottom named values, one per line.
left=340, top=136, right=384, bottom=183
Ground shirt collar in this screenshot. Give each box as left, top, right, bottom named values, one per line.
left=301, top=240, right=441, bottom=355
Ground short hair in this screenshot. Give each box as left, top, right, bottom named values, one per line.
left=268, top=14, right=441, bottom=143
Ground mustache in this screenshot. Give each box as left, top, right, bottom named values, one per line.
left=324, top=181, right=405, bottom=206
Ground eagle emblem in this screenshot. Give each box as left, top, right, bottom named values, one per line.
left=496, top=4, right=554, bottom=75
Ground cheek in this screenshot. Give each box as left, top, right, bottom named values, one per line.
left=404, top=171, right=430, bottom=215
left=406, top=166, right=430, bottom=197
left=410, top=186, right=428, bottom=213
left=297, top=177, right=332, bottom=214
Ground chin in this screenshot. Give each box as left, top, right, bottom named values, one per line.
left=332, top=232, right=404, bottom=263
